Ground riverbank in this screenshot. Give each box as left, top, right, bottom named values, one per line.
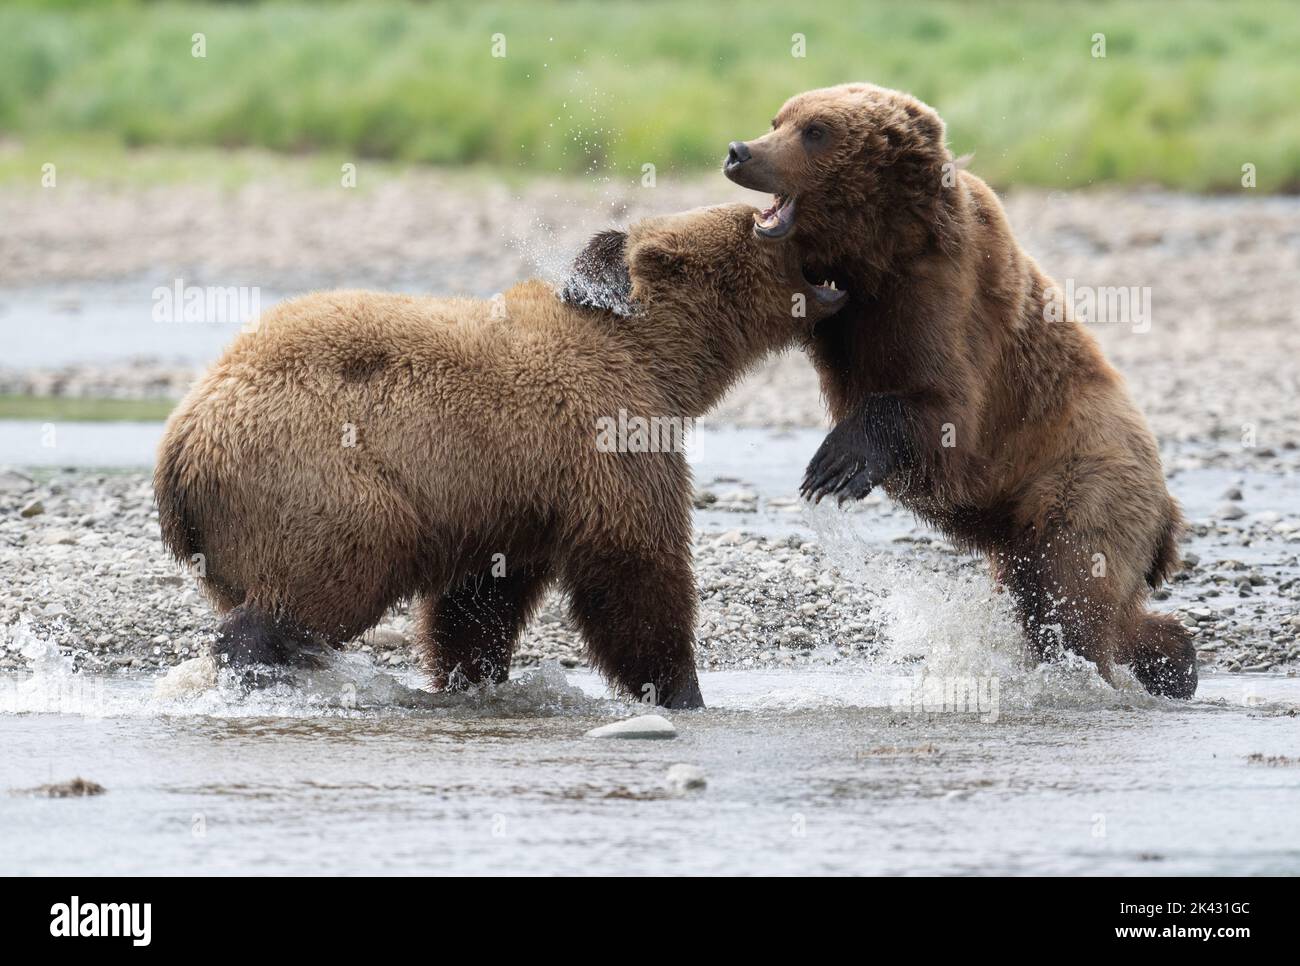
left=3, top=177, right=1298, bottom=436
left=2, top=447, right=1297, bottom=683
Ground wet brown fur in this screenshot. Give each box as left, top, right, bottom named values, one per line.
left=154, top=204, right=841, bottom=707
left=726, top=83, right=1195, bottom=697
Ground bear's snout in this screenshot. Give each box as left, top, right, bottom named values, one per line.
left=723, top=136, right=785, bottom=196
left=724, top=140, right=751, bottom=170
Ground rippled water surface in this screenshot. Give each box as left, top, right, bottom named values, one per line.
left=2, top=422, right=1297, bottom=875
left=2, top=646, right=1297, bottom=875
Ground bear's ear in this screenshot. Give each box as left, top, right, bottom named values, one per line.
left=626, top=238, right=687, bottom=301
left=559, top=229, right=636, bottom=317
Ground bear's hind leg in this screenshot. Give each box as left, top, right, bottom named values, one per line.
left=1003, top=523, right=1196, bottom=698
left=563, top=547, right=703, bottom=709
left=417, top=562, right=553, bottom=690
left=1119, top=612, right=1197, bottom=699
left=212, top=603, right=334, bottom=687
left=1002, top=533, right=1120, bottom=684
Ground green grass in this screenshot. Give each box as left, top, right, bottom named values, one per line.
left=0, top=395, right=175, bottom=422
left=1, top=0, right=1298, bottom=191
left=0, top=133, right=364, bottom=188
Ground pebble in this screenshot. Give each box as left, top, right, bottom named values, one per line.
left=1216, top=504, right=1246, bottom=521
left=20, top=500, right=44, bottom=518
left=782, top=627, right=813, bottom=648
left=1, top=461, right=1295, bottom=682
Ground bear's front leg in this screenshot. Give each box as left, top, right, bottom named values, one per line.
left=800, top=393, right=915, bottom=504
left=563, top=545, right=704, bottom=709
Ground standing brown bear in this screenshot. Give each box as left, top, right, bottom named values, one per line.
left=155, top=204, right=844, bottom=708
left=723, top=83, right=1196, bottom=698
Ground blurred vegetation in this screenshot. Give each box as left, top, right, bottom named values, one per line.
left=0, top=395, right=174, bottom=421
left=1, top=0, right=1298, bottom=191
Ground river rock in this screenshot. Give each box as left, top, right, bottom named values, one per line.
left=365, top=627, right=409, bottom=649
left=27, top=777, right=106, bottom=798
left=782, top=626, right=813, bottom=648
left=585, top=714, right=677, bottom=739
left=0, top=469, right=35, bottom=494
left=665, top=763, right=707, bottom=793
left=153, top=655, right=218, bottom=698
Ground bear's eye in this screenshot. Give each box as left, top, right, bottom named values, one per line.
left=803, top=125, right=825, bottom=143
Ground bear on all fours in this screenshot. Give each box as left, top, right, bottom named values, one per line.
left=154, top=204, right=846, bottom=708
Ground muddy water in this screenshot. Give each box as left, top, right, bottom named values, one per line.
left=1, top=650, right=1297, bottom=876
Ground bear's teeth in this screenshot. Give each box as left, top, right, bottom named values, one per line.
left=830, top=280, right=837, bottom=290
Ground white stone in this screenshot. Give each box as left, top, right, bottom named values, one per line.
left=585, top=714, right=677, bottom=739
left=153, top=656, right=218, bottom=699
left=665, top=763, right=707, bottom=793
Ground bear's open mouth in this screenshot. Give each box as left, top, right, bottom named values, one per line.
left=754, top=194, right=797, bottom=239
left=804, top=269, right=844, bottom=307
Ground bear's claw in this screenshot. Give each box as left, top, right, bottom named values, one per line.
left=801, top=425, right=885, bottom=503
left=801, top=393, right=915, bottom=504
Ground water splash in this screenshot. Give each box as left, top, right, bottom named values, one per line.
left=0, top=619, right=106, bottom=716
left=154, top=653, right=618, bottom=719
left=804, top=503, right=1159, bottom=711
left=1, top=616, right=620, bottom=720
left=502, top=81, right=646, bottom=288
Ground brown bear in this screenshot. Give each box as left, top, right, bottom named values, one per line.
left=154, top=203, right=845, bottom=708
left=722, top=83, right=1196, bottom=698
